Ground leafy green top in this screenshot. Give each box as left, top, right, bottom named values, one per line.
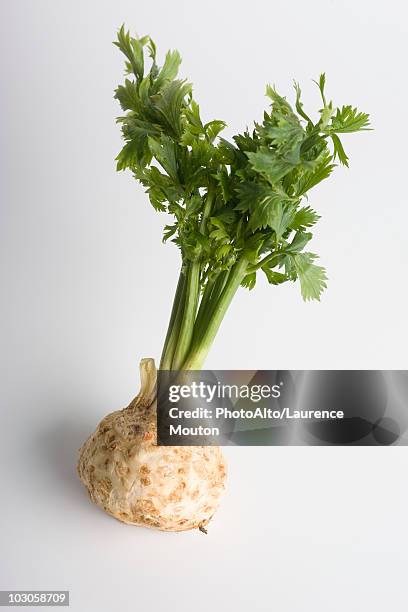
left=114, top=26, right=370, bottom=301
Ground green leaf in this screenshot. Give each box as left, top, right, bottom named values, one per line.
left=268, top=202, right=296, bottom=240
left=138, top=75, right=151, bottom=104
left=114, top=29, right=371, bottom=304
left=148, top=135, right=179, bottom=182
left=117, top=116, right=160, bottom=169
left=262, top=268, right=287, bottom=285
left=209, top=228, right=229, bottom=241
left=188, top=99, right=203, bottom=126
left=205, top=119, right=227, bottom=142
left=209, top=217, right=230, bottom=242
left=114, top=79, right=141, bottom=112
left=217, top=138, right=241, bottom=165
left=263, top=116, right=304, bottom=151
left=265, top=84, right=294, bottom=114
left=290, top=206, right=320, bottom=230
left=292, top=252, right=327, bottom=301
left=331, top=133, right=349, bottom=167
left=251, top=198, right=295, bottom=237
left=116, top=140, right=142, bottom=171
left=215, top=168, right=234, bottom=203
left=130, top=38, right=145, bottom=80
left=243, top=233, right=264, bottom=264
left=285, top=231, right=312, bottom=253
left=215, top=243, right=231, bottom=258
left=235, top=181, right=295, bottom=235
left=185, top=194, right=202, bottom=215
left=233, top=130, right=258, bottom=153
left=114, top=26, right=145, bottom=80
left=241, top=272, right=257, bottom=290
left=299, top=130, right=326, bottom=159
left=319, top=102, right=334, bottom=130
left=154, top=50, right=182, bottom=91
left=120, top=116, right=161, bottom=142
left=314, top=73, right=327, bottom=106
left=146, top=186, right=167, bottom=211
left=329, top=105, right=371, bottom=133
left=294, top=81, right=312, bottom=124
left=181, top=100, right=204, bottom=140
left=189, top=138, right=214, bottom=168
left=247, top=148, right=295, bottom=184
left=295, top=152, right=335, bottom=196
left=135, top=165, right=182, bottom=205
left=153, top=79, right=192, bottom=137
left=147, top=38, right=157, bottom=61
left=163, top=223, right=177, bottom=241
left=235, top=181, right=271, bottom=212
left=215, top=210, right=237, bottom=224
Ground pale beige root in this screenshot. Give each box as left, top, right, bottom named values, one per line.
left=77, top=358, right=227, bottom=532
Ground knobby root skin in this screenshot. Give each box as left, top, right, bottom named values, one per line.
left=77, top=358, right=227, bottom=532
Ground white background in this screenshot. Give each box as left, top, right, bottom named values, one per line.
left=1, top=1, right=408, bottom=610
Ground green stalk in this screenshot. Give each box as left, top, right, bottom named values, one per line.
left=162, top=187, right=215, bottom=370
left=200, top=185, right=215, bottom=232
left=190, top=186, right=217, bottom=333
left=192, top=269, right=229, bottom=346
left=193, top=275, right=216, bottom=337
left=247, top=250, right=281, bottom=273
left=160, top=267, right=186, bottom=370
left=171, top=261, right=200, bottom=370
left=182, top=256, right=248, bottom=370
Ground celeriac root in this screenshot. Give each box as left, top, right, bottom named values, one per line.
left=77, top=358, right=227, bottom=532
